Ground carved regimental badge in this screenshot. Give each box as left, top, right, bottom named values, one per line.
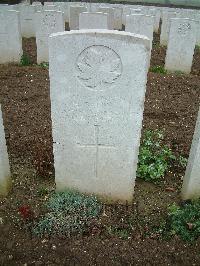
left=177, top=23, right=191, bottom=36
left=76, top=45, right=122, bottom=90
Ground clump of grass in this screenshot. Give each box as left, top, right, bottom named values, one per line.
left=161, top=200, right=200, bottom=242
left=178, top=155, right=188, bottom=168
left=33, top=190, right=102, bottom=236
left=137, top=130, right=176, bottom=183
left=150, top=65, right=167, bottom=74
left=20, top=54, right=31, bottom=66
left=39, top=62, right=49, bottom=68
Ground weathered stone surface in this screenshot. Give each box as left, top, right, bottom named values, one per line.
left=35, top=10, right=64, bottom=63
left=49, top=30, right=150, bottom=203
left=165, top=18, right=196, bottom=73
left=69, top=5, right=87, bottom=30
left=0, top=10, right=22, bottom=64
left=0, top=106, right=11, bottom=196
left=182, top=108, right=200, bottom=199
left=79, top=12, right=109, bottom=29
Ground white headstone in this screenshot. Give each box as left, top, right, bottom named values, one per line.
left=69, top=5, right=87, bottom=30
left=43, top=4, right=58, bottom=11
left=49, top=30, right=150, bottom=203
left=0, top=105, right=10, bottom=195
left=35, top=10, right=64, bottom=64
left=148, top=8, right=160, bottom=33
left=160, top=11, right=177, bottom=46
left=32, top=2, right=43, bottom=12
left=44, top=3, right=55, bottom=7
left=165, top=18, right=196, bottom=74
left=19, top=5, right=36, bottom=38
left=98, top=7, right=114, bottom=30
left=122, top=6, right=132, bottom=25
left=0, top=4, right=16, bottom=11
left=63, top=2, right=70, bottom=23
left=44, top=2, right=68, bottom=23
left=125, top=14, right=154, bottom=55
left=182, top=108, right=200, bottom=199
left=79, top=12, right=109, bottom=30
left=0, top=11, right=22, bottom=64
left=113, top=7, right=123, bottom=30
left=195, top=15, right=200, bottom=45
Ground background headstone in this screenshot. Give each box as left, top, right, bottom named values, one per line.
left=165, top=18, right=196, bottom=73
left=79, top=12, right=109, bottom=30
left=0, top=10, right=22, bottom=63
left=32, top=1, right=43, bottom=12
left=19, top=5, right=36, bottom=38
left=148, top=8, right=160, bottom=33
left=0, top=105, right=11, bottom=196
left=69, top=5, right=87, bottom=30
left=125, top=13, right=154, bottom=62
left=182, top=108, right=200, bottom=199
left=113, top=7, right=122, bottom=30
left=35, top=10, right=64, bottom=63
left=49, top=30, right=150, bottom=203
left=160, top=11, right=177, bottom=46
left=98, top=7, right=114, bottom=30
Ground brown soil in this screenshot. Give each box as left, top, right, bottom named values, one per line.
left=0, top=34, right=200, bottom=265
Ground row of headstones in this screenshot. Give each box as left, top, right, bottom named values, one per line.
left=0, top=3, right=200, bottom=73
left=2, top=1, right=200, bottom=41
left=0, top=28, right=199, bottom=203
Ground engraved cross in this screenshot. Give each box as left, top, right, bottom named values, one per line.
left=77, top=125, right=115, bottom=178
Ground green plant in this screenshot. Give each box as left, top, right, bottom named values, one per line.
left=150, top=65, right=167, bottom=74
left=137, top=130, right=176, bottom=183
left=39, top=62, right=49, bottom=68
left=196, top=45, right=200, bottom=51
left=20, top=54, right=31, bottom=66
left=179, top=155, right=188, bottom=168
left=165, top=200, right=200, bottom=242
left=33, top=190, right=102, bottom=236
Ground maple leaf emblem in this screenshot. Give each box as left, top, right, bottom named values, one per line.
left=76, top=45, right=122, bottom=90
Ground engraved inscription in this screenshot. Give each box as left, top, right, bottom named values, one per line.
left=76, top=45, right=122, bottom=90
left=177, top=23, right=191, bottom=36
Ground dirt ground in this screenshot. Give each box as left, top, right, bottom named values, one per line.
left=0, top=33, right=200, bottom=265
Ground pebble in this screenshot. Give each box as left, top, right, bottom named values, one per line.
left=52, top=244, right=56, bottom=250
